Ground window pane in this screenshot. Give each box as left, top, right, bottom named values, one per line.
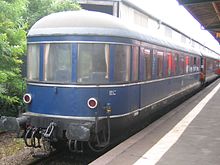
left=185, top=55, right=189, bottom=73
left=141, top=47, right=151, bottom=80
left=167, top=52, right=172, bottom=76
left=179, top=55, right=185, bottom=75
left=113, top=45, right=131, bottom=82
left=157, top=50, right=164, bottom=78
left=27, top=44, right=40, bottom=80
left=192, top=56, right=199, bottom=72
left=44, top=44, right=72, bottom=82
left=190, top=56, right=194, bottom=72
left=77, top=44, right=109, bottom=84
left=132, top=46, right=139, bottom=81
left=173, top=54, right=178, bottom=75
left=206, top=58, right=214, bottom=74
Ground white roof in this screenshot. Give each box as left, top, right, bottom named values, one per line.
left=28, top=10, right=201, bottom=56
left=28, top=10, right=130, bottom=37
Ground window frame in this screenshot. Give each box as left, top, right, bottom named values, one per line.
left=27, top=44, right=40, bottom=81
left=179, top=54, right=185, bottom=75
left=112, top=44, right=131, bottom=83
left=167, top=52, right=173, bottom=77
left=43, top=43, right=73, bottom=83
left=141, top=46, right=152, bottom=81
left=77, top=43, right=110, bottom=84
left=131, top=46, right=139, bottom=82
left=156, top=50, right=164, bottom=78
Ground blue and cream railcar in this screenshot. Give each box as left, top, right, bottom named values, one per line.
left=21, top=11, right=203, bottom=151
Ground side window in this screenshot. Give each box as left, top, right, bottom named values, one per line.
left=167, top=52, right=172, bottom=76
left=193, top=56, right=198, bottom=72
left=190, top=56, right=194, bottom=73
left=157, top=50, right=164, bottom=78
left=27, top=44, right=40, bottom=80
left=44, top=43, right=72, bottom=82
left=206, top=58, right=213, bottom=73
left=152, top=50, right=157, bottom=78
left=201, top=57, right=204, bottom=72
left=113, top=45, right=131, bottom=83
left=210, top=59, right=214, bottom=71
left=185, top=55, right=189, bottom=73
left=179, top=54, right=185, bottom=75
left=173, top=53, right=179, bottom=75
left=142, top=47, right=152, bottom=80
left=197, top=56, right=200, bottom=72
left=132, top=46, right=139, bottom=81
left=215, top=60, right=218, bottom=70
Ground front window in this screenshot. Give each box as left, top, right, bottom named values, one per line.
left=44, top=43, right=72, bottom=82
left=77, top=43, right=110, bottom=84
left=27, top=44, right=40, bottom=80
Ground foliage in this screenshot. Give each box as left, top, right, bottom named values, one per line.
left=0, top=0, right=80, bottom=116
left=25, top=0, right=80, bottom=28
left=0, top=0, right=27, bottom=116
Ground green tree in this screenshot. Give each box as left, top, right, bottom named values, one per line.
left=25, top=0, right=80, bottom=28
left=0, top=0, right=27, bottom=116
left=0, top=0, right=80, bottom=116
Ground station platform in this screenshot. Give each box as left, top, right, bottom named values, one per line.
left=90, top=79, right=220, bottom=165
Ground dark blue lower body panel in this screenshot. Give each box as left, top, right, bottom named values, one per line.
left=25, top=73, right=201, bottom=142
left=140, top=73, right=200, bottom=107
left=27, top=73, right=200, bottom=118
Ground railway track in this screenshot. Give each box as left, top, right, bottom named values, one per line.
left=0, top=131, right=5, bottom=135
left=24, top=136, right=127, bottom=165
left=27, top=149, right=102, bottom=165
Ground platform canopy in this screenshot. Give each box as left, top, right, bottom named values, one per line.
left=177, top=0, right=220, bottom=44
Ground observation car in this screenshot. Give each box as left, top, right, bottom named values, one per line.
left=1, top=10, right=219, bottom=152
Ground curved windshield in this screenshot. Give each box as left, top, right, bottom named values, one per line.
left=77, top=43, right=110, bottom=84
left=44, top=43, right=72, bottom=82
left=27, top=44, right=40, bottom=81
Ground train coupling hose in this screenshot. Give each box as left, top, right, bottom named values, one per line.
left=0, top=116, right=29, bottom=132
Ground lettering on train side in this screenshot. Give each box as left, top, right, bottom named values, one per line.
left=109, top=90, right=117, bottom=96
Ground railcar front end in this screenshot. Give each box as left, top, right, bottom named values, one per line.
left=0, top=11, right=215, bottom=153
left=23, top=35, right=143, bottom=152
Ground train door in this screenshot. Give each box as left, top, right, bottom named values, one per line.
left=128, top=46, right=140, bottom=113
left=139, top=46, right=154, bottom=108
left=98, top=45, right=134, bottom=118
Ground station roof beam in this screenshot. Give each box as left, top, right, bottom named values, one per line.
left=177, top=0, right=220, bottom=44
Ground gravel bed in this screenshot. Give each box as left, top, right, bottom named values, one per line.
left=0, top=132, right=39, bottom=165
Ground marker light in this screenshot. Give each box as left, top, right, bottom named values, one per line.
left=87, top=98, right=98, bottom=109
left=23, top=93, right=32, bottom=104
